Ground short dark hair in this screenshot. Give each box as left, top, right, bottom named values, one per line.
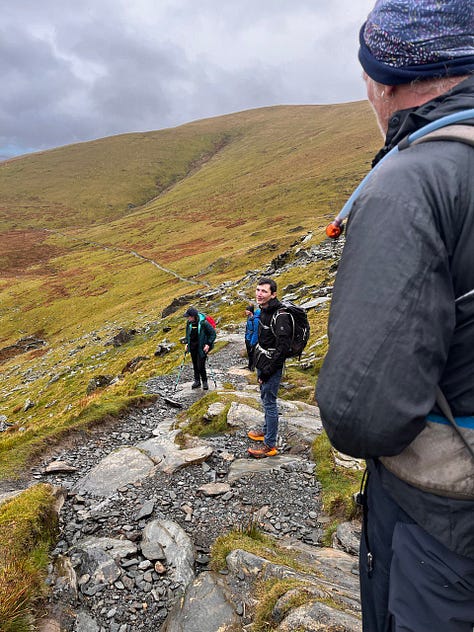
left=257, top=277, right=277, bottom=293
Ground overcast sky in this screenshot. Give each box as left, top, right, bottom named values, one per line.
left=1, top=0, right=375, bottom=160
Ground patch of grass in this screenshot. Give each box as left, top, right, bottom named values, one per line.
left=210, top=529, right=276, bottom=572
left=0, top=485, right=59, bottom=631
left=312, top=432, right=363, bottom=528
left=178, top=391, right=261, bottom=438
left=253, top=578, right=310, bottom=632
left=210, top=520, right=311, bottom=576
left=180, top=392, right=231, bottom=437
left=320, top=519, right=340, bottom=548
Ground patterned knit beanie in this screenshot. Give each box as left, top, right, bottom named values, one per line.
left=359, top=0, right=474, bottom=85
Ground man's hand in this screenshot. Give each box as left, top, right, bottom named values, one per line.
left=185, top=344, right=188, bottom=353
left=203, top=344, right=210, bottom=354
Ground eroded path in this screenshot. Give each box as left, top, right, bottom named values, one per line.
left=31, top=333, right=362, bottom=632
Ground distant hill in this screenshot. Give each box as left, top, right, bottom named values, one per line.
left=0, top=102, right=380, bottom=478
left=0, top=102, right=379, bottom=271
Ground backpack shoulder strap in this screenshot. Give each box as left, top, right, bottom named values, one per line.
left=270, top=306, right=294, bottom=340
left=410, top=124, right=474, bottom=148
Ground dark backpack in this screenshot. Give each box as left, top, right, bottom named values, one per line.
left=271, top=302, right=310, bottom=359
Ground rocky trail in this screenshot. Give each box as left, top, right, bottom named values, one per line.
left=7, top=330, right=363, bottom=632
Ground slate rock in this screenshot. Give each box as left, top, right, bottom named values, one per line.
left=86, top=375, right=113, bottom=395
left=121, top=356, right=149, bottom=374
left=277, top=601, right=361, bottom=631
left=227, top=455, right=305, bottom=483
left=333, top=521, right=361, bottom=557
left=72, top=537, right=138, bottom=587
left=44, top=461, right=78, bottom=474
left=299, top=297, right=330, bottom=310
left=162, top=571, right=239, bottom=632
left=197, top=482, right=231, bottom=496
left=139, top=437, right=213, bottom=474
left=141, top=520, right=194, bottom=592
left=73, top=448, right=155, bottom=496
left=105, top=328, right=137, bottom=347
left=226, top=401, right=263, bottom=429
left=204, top=402, right=226, bottom=420
left=74, top=611, right=100, bottom=632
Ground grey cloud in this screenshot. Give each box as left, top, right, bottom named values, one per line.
left=0, top=0, right=374, bottom=158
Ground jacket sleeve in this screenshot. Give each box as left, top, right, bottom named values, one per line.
left=315, top=155, right=455, bottom=459
left=245, top=318, right=251, bottom=341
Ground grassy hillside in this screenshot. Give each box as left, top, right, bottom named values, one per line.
left=0, top=102, right=380, bottom=478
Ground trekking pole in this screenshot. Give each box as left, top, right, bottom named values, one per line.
left=173, top=350, right=188, bottom=393
left=206, top=355, right=218, bottom=389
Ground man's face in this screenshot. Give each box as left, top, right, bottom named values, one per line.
left=256, top=283, right=276, bottom=307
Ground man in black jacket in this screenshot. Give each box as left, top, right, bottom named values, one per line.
left=248, top=277, right=292, bottom=458
left=316, top=1, right=474, bottom=630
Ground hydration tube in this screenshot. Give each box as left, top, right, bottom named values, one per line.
left=325, top=109, right=474, bottom=239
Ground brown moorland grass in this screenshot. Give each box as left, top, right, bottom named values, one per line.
left=0, top=230, right=66, bottom=276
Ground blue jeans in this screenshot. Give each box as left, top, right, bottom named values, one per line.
left=257, top=368, right=282, bottom=448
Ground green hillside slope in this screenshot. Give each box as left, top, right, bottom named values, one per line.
left=0, top=102, right=380, bottom=478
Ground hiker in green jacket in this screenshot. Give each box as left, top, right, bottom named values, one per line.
left=184, top=307, right=216, bottom=390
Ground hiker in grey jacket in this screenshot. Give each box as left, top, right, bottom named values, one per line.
left=316, top=1, right=474, bottom=631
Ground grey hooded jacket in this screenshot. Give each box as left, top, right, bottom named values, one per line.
left=316, top=76, right=474, bottom=558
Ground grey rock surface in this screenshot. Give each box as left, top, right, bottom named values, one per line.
left=227, top=455, right=305, bottom=483
left=73, top=447, right=155, bottom=496
left=226, top=401, right=263, bottom=429
left=277, top=601, right=361, bottom=631
left=74, top=611, right=100, bottom=632
left=162, top=571, right=239, bottom=632
left=141, top=519, right=195, bottom=592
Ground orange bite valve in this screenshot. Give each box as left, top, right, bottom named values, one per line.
left=325, top=222, right=343, bottom=239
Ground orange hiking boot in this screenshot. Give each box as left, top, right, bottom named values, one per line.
left=248, top=444, right=278, bottom=458
left=247, top=429, right=265, bottom=442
